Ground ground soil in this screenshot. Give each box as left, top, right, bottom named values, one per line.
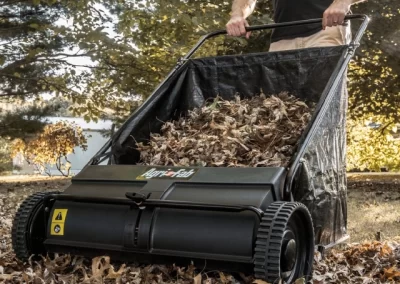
left=346, top=173, right=400, bottom=243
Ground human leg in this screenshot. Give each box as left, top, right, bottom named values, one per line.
left=302, top=25, right=352, bottom=48
left=268, top=37, right=299, bottom=52
left=269, top=25, right=352, bottom=52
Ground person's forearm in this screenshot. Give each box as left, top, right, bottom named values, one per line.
left=230, top=0, right=257, bottom=19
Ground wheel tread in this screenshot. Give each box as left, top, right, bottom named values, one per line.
left=253, top=201, right=315, bottom=283
left=11, top=191, right=59, bottom=261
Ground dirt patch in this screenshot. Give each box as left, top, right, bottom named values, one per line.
left=347, top=174, right=400, bottom=243
left=348, top=172, right=400, bottom=183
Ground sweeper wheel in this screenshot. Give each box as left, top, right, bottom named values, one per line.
left=254, top=201, right=314, bottom=283
left=12, top=191, right=59, bottom=261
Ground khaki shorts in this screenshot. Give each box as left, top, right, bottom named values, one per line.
left=269, top=25, right=352, bottom=51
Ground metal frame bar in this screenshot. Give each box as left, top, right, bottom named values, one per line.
left=283, top=15, right=370, bottom=200
left=48, top=193, right=264, bottom=219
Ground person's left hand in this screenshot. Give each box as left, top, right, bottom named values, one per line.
left=322, top=0, right=351, bottom=29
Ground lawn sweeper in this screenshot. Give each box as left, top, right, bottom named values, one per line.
left=12, top=14, right=369, bottom=283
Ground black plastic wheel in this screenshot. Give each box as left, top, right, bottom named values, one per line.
left=254, top=201, right=315, bottom=283
left=11, top=191, right=59, bottom=261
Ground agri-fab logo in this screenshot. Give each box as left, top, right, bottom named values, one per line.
left=136, top=167, right=198, bottom=180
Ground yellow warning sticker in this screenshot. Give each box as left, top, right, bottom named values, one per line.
left=50, top=223, right=64, bottom=236
left=50, top=209, right=68, bottom=236
left=52, top=209, right=68, bottom=223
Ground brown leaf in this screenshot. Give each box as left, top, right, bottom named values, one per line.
left=219, top=272, right=229, bottom=284
left=253, top=280, right=271, bottom=284
left=352, top=262, right=365, bottom=276
left=384, top=266, right=400, bottom=280
left=193, top=273, right=202, bottom=284
left=91, top=256, right=111, bottom=279
left=0, top=274, right=13, bottom=281
left=106, top=263, right=126, bottom=279
left=312, top=273, right=325, bottom=283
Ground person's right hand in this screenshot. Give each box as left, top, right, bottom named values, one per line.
left=226, top=16, right=251, bottom=39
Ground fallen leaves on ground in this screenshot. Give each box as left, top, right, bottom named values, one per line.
left=136, top=92, right=313, bottom=168
left=0, top=253, right=253, bottom=284
left=0, top=241, right=399, bottom=283
left=313, top=240, right=400, bottom=283
left=1, top=180, right=400, bottom=284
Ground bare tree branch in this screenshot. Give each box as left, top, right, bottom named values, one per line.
left=89, top=5, right=108, bottom=22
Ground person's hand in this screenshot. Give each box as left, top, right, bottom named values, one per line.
left=226, top=15, right=251, bottom=39
left=322, top=0, right=351, bottom=29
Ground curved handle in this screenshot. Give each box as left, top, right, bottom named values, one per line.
left=182, top=14, right=370, bottom=60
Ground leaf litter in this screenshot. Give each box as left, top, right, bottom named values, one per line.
left=136, top=92, right=313, bottom=168
left=0, top=240, right=399, bottom=284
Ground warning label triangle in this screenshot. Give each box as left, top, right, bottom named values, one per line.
left=55, top=212, right=63, bottom=221
left=52, top=209, right=68, bottom=223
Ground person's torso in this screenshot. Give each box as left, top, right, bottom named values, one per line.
left=271, top=0, right=335, bottom=42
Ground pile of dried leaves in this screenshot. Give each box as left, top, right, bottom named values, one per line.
left=136, top=92, right=313, bottom=168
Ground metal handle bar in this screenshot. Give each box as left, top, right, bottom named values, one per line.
left=182, top=14, right=369, bottom=60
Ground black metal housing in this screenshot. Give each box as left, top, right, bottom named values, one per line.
left=37, top=165, right=285, bottom=274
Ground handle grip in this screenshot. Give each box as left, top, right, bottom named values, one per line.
left=182, top=14, right=370, bottom=60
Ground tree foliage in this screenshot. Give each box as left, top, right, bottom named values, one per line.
left=11, top=121, right=88, bottom=176
left=0, top=104, right=60, bottom=140
left=1, top=0, right=398, bottom=121
left=0, top=0, right=142, bottom=121
left=347, top=117, right=400, bottom=172
left=0, top=0, right=274, bottom=122
left=348, top=2, right=400, bottom=123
